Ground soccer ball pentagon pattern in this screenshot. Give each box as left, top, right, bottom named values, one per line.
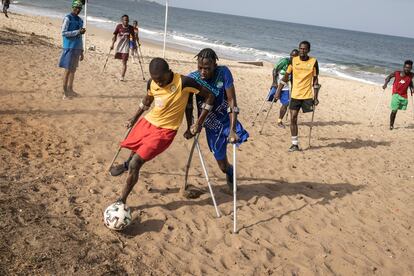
left=104, top=201, right=132, bottom=231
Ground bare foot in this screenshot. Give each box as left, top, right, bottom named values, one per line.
left=62, top=92, right=72, bottom=100
left=68, top=90, right=80, bottom=97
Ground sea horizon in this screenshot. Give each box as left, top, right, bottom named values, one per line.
left=11, top=0, right=414, bottom=85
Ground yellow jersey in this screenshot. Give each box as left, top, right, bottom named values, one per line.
left=286, top=56, right=318, bottom=99
left=145, top=73, right=199, bottom=130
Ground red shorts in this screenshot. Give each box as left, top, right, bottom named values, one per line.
left=120, top=118, right=177, bottom=161
left=115, top=52, right=129, bottom=61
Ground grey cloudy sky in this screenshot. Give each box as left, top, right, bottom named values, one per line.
left=152, top=0, right=413, bottom=38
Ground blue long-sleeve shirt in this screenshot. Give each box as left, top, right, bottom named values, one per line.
left=61, top=13, right=83, bottom=50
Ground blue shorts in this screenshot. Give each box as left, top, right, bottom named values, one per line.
left=59, top=48, right=82, bottom=71
left=205, top=121, right=249, bottom=161
left=130, top=41, right=137, bottom=49
left=267, top=87, right=290, bottom=106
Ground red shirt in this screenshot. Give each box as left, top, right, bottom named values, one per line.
left=392, top=71, right=413, bottom=98
left=113, top=24, right=135, bottom=54
left=113, top=24, right=135, bottom=38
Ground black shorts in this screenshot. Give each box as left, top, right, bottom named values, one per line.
left=289, top=98, right=314, bottom=113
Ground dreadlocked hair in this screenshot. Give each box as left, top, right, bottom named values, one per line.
left=195, top=48, right=219, bottom=62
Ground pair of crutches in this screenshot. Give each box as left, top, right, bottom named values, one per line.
left=184, top=133, right=239, bottom=234
left=251, top=88, right=277, bottom=135
left=101, top=46, right=145, bottom=81
left=252, top=87, right=289, bottom=134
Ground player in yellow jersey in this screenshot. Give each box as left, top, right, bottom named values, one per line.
left=274, top=41, right=321, bottom=151
left=111, top=58, right=215, bottom=204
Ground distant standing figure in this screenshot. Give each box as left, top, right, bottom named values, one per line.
left=2, top=0, right=10, bottom=18
left=58, top=2, right=86, bottom=99
left=382, top=60, right=413, bottom=130
left=111, top=14, right=136, bottom=81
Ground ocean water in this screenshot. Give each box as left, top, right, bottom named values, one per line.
left=11, top=0, right=414, bottom=84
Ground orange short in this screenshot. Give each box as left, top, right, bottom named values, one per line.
left=120, top=118, right=177, bottom=161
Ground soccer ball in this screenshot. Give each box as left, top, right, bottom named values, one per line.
left=103, top=201, right=132, bottom=231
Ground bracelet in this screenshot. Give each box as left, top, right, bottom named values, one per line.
left=139, top=101, right=150, bottom=110
left=227, top=106, right=240, bottom=114
left=313, top=84, right=321, bottom=89
left=201, top=103, right=213, bottom=111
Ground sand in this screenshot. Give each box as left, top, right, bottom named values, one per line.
left=1, top=12, right=414, bottom=276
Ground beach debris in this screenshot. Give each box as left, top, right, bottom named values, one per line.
left=238, top=61, right=263, bottom=66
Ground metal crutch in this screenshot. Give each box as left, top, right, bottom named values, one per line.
left=195, top=137, right=221, bottom=218
left=308, top=104, right=316, bottom=148
left=102, top=48, right=112, bottom=73
left=252, top=88, right=273, bottom=126
left=183, top=133, right=200, bottom=191
left=232, top=143, right=238, bottom=234
left=259, top=99, right=277, bottom=134
left=107, top=127, right=133, bottom=173
left=135, top=47, right=146, bottom=81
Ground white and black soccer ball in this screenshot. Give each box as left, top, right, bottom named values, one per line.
left=103, top=201, right=132, bottom=231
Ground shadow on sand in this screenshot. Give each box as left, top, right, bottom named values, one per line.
left=127, top=177, right=363, bottom=234
left=310, top=138, right=391, bottom=150
left=302, top=120, right=361, bottom=127
left=0, top=109, right=124, bottom=116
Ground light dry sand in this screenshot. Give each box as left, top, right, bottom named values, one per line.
left=1, top=13, right=414, bottom=276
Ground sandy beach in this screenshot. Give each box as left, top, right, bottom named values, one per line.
left=1, top=12, right=414, bottom=275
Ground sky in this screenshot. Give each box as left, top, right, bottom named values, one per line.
left=152, top=0, right=414, bottom=38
